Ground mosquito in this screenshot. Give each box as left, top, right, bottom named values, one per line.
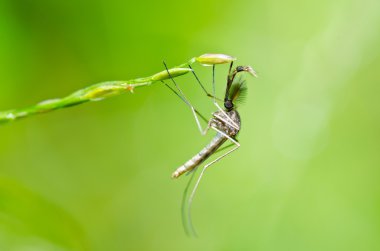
left=162, top=59, right=257, bottom=236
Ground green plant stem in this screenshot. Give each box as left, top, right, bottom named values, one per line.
left=0, top=59, right=196, bottom=124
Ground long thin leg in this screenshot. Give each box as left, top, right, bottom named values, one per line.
left=212, top=64, right=216, bottom=104
left=188, top=65, right=222, bottom=102
left=164, top=82, right=208, bottom=124
left=181, top=166, right=199, bottom=237
left=181, top=139, right=235, bottom=237
left=186, top=146, right=240, bottom=236
left=214, top=142, right=235, bottom=154
left=202, top=144, right=239, bottom=170
left=163, top=62, right=210, bottom=135
left=185, top=128, right=240, bottom=236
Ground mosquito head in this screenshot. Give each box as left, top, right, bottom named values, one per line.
left=224, top=99, right=234, bottom=111
left=236, top=65, right=257, bottom=77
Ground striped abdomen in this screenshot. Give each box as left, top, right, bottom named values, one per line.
left=171, top=134, right=227, bottom=178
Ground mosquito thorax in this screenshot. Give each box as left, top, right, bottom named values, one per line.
left=211, top=109, right=241, bottom=137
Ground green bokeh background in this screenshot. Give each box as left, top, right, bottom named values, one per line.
left=1, top=0, right=379, bottom=250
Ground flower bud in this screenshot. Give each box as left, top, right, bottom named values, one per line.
left=195, top=54, right=236, bottom=65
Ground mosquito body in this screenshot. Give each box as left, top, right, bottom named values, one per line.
left=171, top=109, right=240, bottom=178
left=163, top=56, right=256, bottom=236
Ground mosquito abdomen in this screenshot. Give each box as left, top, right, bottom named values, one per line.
left=172, top=134, right=227, bottom=178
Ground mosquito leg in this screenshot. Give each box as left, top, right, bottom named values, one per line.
left=185, top=149, right=240, bottom=236
left=165, top=82, right=209, bottom=135
left=189, top=126, right=241, bottom=204
left=212, top=64, right=216, bottom=104
left=181, top=141, right=235, bottom=236
left=214, top=142, right=235, bottom=154
left=162, top=62, right=210, bottom=135
left=164, top=83, right=208, bottom=124
left=185, top=129, right=240, bottom=235
left=202, top=144, right=240, bottom=169
left=188, top=65, right=222, bottom=102
left=181, top=167, right=199, bottom=237
left=188, top=137, right=239, bottom=207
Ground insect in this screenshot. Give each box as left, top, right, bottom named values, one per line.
left=162, top=55, right=256, bottom=236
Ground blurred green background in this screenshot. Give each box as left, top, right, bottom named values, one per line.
left=0, top=0, right=379, bottom=250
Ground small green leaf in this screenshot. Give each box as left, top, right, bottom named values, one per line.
left=151, top=68, right=192, bottom=81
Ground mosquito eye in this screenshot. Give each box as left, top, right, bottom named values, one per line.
left=236, top=66, right=244, bottom=72
left=224, top=100, right=233, bottom=110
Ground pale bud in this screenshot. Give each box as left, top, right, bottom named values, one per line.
left=195, top=54, right=236, bottom=65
